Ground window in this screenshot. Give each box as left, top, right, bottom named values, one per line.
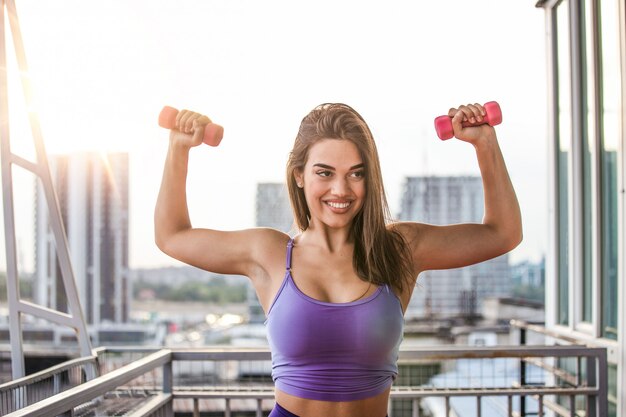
left=598, top=0, right=619, bottom=340
left=555, top=0, right=571, bottom=325
left=553, top=0, right=619, bottom=337
left=581, top=0, right=596, bottom=323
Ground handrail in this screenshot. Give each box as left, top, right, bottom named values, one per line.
left=511, top=319, right=580, bottom=343
left=4, top=349, right=171, bottom=417
left=176, top=386, right=598, bottom=397
left=131, top=344, right=604, bottom=359
left=0, top=355, right=97, bottom=392
left=397, top=344, right=602, bottom=359
left=511, top=319, right=618, bottom=349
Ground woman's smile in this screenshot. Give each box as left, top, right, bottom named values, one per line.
left=324, top=200, right=352, bottom=211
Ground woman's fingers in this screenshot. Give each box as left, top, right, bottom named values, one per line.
left=450, top=103, right=485, bottom=125
left=174, top=110, right=212, bottom=136
left=466, top=103, right=485, bottom=123
left=178, top=110, right=195, bottom=133
left=175, top=110, right=199, bottom=133
left=168, top=110, right=211, bottom=147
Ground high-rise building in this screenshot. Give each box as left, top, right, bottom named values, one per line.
left=398, top=176, right=512, bottom=319
left=34, top=152, right=129, bottom=325
left=255, top=182, right=294, bottom=233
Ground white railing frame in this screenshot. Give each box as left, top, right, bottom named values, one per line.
left=0, top=345, right=608, bottom=417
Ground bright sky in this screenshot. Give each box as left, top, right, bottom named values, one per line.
left=1, top=0, right=547, bottom=271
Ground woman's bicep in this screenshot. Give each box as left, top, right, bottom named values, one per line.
left=157, top=228, right=280, bottom=276
left=397, top=221, right=516, bottom=273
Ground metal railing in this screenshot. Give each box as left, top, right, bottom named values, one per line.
left=0, top=354, right=98, bottom=415
left=0, top=344, right=608, bottom=417
left=511, top=319, right=617, bottom=416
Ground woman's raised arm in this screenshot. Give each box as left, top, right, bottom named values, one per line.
left=399, top=103, right=523, bottom=274
left=153, top=109, right=283, bottom=277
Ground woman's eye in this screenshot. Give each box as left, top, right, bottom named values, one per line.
left=316, top=170, right=332, bottom=177
left=351, top=170, right=365, bottom=178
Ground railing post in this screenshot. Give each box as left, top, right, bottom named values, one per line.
left=193, top=398, right=199, bottom=417
left=412, top=398, right=420, bottom=417
left=162, top=357, right=172, bottom=395
left=594, top=349, right=608, bottom=417
left=53, top=373, right=62, bottom=395
left=520, top=326, right=527, bottom=417
left=586, top=354, right=597, bottom=417
left=11, top=387, right=24, bottom=415
left=256, top=398, right=263, bottom=417
left=225, top=398, right=231, bottom=417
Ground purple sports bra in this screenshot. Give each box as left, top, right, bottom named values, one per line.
left=265, top=238, right=404, bottom=402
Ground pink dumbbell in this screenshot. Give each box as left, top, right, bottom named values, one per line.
left=158, top=106, right=224, bottom=147
left=434, top=101, right=502, bottom=140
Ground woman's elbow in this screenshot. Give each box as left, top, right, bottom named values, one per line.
left=154, top=235, right=167, bottom=254
left=503, top=226, right=523, bottom=253
left=154, top=232, right=174, bottom=256
left=154, top=221, right=178, bottom=255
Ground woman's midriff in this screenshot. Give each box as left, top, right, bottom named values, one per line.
left=274, top=386, right=390, bottom=417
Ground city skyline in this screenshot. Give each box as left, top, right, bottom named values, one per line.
left=0, top=1, right=548, bottom=272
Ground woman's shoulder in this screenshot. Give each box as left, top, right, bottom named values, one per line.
left=246, top=228, right=295, bottom=259
left=238, top=228, right=294, bottom=281
left=386, top=221, right=429, bottom=243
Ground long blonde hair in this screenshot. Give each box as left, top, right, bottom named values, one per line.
left=285, top=103, right=413, bottom=293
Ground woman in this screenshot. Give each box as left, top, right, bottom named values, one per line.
left=155, top=102, right=522, bottom=417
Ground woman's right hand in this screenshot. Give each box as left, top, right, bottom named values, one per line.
left=169, top=109, right=212, bottom=148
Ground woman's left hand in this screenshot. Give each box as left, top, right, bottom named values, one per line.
left=448, top=103, right=496, bottom=145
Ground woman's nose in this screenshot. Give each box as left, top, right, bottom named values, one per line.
left=331, top=178, right=350, bottom=196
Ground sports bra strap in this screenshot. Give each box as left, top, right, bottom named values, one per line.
left=285, top=238, right=294, bottom=271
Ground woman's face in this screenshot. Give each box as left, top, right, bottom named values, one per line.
left=295, top=139, right=366, bottom=231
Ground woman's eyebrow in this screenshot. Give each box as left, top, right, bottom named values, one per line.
left=312, top=163, right=364, bottom=170
left=312, top=163, right=335, bottom=170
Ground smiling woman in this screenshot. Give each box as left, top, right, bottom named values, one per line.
left=153, top=100, right=522, bottom=416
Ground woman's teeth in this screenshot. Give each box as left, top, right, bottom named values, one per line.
left=326, top=201, right=350, bottom=209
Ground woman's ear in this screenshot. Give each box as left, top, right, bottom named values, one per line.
left=294, top=170, right=304, bottom=188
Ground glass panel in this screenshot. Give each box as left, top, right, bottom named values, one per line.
left=598, top=0, right=619, bottom=340
left=608, top=364, right=617, bottom=417
left=581, top=0, right=595, bottom=323
left=556, top=0, right=571, bottom=325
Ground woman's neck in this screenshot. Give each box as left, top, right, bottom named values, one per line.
left=298, top=223, right=354, bottom=253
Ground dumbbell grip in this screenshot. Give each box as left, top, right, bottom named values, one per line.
left=158, top=106, right=224, bottom=147
left=434, top=101, right=502, bottom=140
